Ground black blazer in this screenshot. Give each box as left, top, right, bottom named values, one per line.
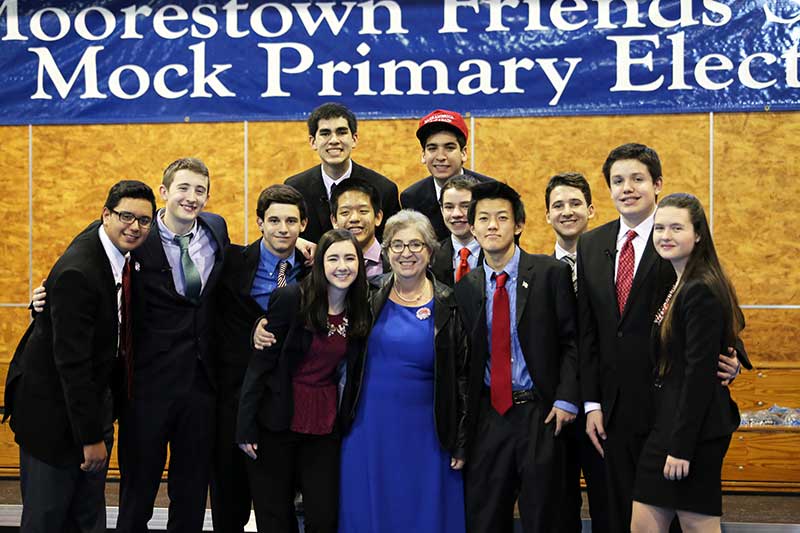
left=454, top=250, right=578, bottom=454
left=368, top=273, right=469, bottom=457
left=576, top=219, right=674, bottom=433
left=285, top=161, right=400, bottom=244
left=4, top=221, right=118, bottom=466
left=215, top=240, right=309, bottom=400
left=131, top=212, right=229, bottom=396
left=431, top=237, right=484, bottom=288
left=400, top=169, right=493, bottom=241
left=235, top=284, right=366, bottom=441
left=650, top=280, right=741, bottom=460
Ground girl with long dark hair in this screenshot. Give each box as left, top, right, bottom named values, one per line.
left=631, top=193, right=744, bottom=532
left=236, top=229, right=370, bottom=533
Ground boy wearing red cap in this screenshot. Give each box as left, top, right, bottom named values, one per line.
left=401, top=109, right=493, bottom=241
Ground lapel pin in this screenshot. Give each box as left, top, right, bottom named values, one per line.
left=522, top=281, right=528, bottom=289
left=134, top=261, right=141, bottom=272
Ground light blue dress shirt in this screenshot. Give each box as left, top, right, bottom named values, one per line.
left=483, top=246, right=577, bottom=414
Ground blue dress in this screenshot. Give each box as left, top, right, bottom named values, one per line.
left=339, top=299, right=466, bottom=533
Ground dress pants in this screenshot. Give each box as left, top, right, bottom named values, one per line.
left=117, top=370, right=215, bottom=533
left=465, top=392, right=565, bottom=533
left=19, top=425, right=114, bottom=533
left=210, top=387, right=252, bottom=533
left=602, top=419, right=648, bottom=533
left=245, top=428, right=339, bottom=533
left=560, top=413, right=610, bottom=533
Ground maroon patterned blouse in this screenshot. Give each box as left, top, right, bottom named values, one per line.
left=290, top=313, right=348, bottom=435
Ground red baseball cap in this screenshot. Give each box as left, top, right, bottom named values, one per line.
left=416, top=109, right=469, bottom=143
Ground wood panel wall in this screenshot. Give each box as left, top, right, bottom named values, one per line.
left=0, top=111, right=798, bottom=486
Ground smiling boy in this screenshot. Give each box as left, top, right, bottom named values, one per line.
left=285, top=103, right=399, bottom=244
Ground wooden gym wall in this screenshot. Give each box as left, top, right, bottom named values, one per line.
left=0, top=111, right=798, bottom=489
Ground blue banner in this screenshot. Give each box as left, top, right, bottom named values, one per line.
left=1, top=0, right=798, bottom=124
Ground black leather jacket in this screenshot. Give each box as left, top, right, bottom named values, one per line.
left=353, top=272, right=469, bottom=459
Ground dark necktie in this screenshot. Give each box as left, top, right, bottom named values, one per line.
left=616, top=230, right=637, bottom=314
left=174, top=234, right=201, bottom=302
left=490, top=272, right=513, bottom=415
left=560, top=253, right=578, bottom=294
left=277, top=260, right=288, bottom=288
left=455, top=247, right=471, bottom=282
left=120, top=258, right=134, bottom=399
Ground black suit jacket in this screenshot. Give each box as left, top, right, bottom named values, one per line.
left=650, top=281, right=741, bottom=460
left=285, top=161, right=400, bottom=244
left=235, top=284, right=366, bottom=441
left=454, top=250, right=578, bottom=454
left=577, top=219, right=677, bottom=433
left=400, top=168, right=493, bottom=241
left=131, top=212, right=229, bottom=396
left=215, top=240, right=309, bottom=399
left=368, top=273, right=469, bottom=456
left=4, top=221, right=118, bottom=466
left=431, top=237, right=484, bottom=288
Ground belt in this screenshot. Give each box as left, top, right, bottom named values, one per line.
left=512, top=389, right=536, bottom=405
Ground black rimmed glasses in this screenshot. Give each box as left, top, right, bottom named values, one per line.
left=388, top=240, right=426, bottom=254
left=110, top=208, right=153, bottom=228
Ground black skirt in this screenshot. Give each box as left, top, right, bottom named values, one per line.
left=632, top=431, right=732, bottom=516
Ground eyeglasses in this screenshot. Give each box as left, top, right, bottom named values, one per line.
left=110, top=208, right=153, bottom=227
left=388, top=240, right=426, bottom=253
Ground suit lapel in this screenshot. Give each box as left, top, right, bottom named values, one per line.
left=242, top=239, right=262, bottom=295
left=515, top=252, right=535, bottom=328
left=310, top=167, right=333, bottom=233
left=621, top=229, right=658, bottom=323
left=598, top=220, right=621, bottom=322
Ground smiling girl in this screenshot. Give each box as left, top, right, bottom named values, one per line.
left=631, top=193, right=744, bottom=532
left=236, top=229, right=370, bottom=533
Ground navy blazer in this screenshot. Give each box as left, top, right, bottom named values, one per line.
left=5, top=221, right=118, bottom=466
left=285, top=161, right=400, bottom=244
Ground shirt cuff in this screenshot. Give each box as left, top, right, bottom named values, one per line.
left=584, top=401, right=602, bottom=413
left=553, top=400, right=578, bottom=415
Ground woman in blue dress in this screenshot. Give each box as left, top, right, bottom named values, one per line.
left=339, top=209, right=469, bottom=533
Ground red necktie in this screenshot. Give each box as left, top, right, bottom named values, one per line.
left=616, top=230, right=637, bottom=314
left=455, top=247, right=471, bottom=282
left=490, top=272, right=513, bottom=415
left=120, top=258, right=134, bottom=399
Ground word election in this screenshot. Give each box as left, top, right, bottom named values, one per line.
left=2, top=0, right=798, bottom=104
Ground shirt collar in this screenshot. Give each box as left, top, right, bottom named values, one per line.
left=363, top=238, right=382, bottom=264
left=554, top=242, right=576, bottom=261
left=156, top=208, right=198, bottom=241
left=451, top=235, right=481, bottom=257
left=617, top=211, right=655, bottom=244
left=97, top=224, right=128, bottom=280
left=259, top=239, right=296, bottom=272
left=483, top=245, right=521, bottom=285
left=321, top=160, right=353, bottom=199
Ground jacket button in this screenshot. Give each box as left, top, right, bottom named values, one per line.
left=616, top=331, right=623, bottom=338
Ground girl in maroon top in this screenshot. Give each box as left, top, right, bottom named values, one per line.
left=236, top=229, right=370, bottom=533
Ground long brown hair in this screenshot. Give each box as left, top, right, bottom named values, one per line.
left=300, top=229, right=370, bottom=338
left=657, top=193, right=744, bottom=375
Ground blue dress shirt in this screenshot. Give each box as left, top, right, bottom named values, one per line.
left=483, top=246, right=577, bottom=414
left=250, top=241, right=302, bottom=311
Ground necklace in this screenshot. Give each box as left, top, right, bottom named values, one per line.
left=654, top=281, right=678, bottom=325
left=327, top=316, right=348, bottom=338
left=393, top=281, right=427, bottom=303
